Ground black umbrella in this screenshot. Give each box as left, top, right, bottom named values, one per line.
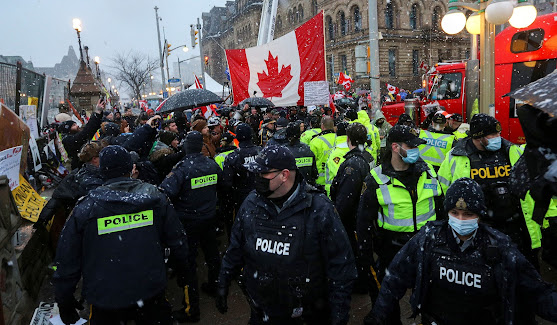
left=157, top=89, right=223, bottom=113
left=506, top=70, right=557, bottom=116
left=239, top=97, right=275, bottom=108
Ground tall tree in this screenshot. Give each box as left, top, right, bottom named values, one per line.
left=110, top=51, right=158, bottom=100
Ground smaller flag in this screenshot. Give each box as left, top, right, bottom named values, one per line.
left=194, top=74, right=203, bottom=89
left=419, top=61, right=429, bottom=73
left=138, top=100, right=149, bottom=111
left=386, top=83, right=399, bottom=95
left=196, top=104, right=219, bottom=119
left=333, top=91, right=345, bottom=101
left=337, top=72, right=354, bottom=91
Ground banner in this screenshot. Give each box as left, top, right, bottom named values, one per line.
left=11, top=175, right=46, bottom=223
left=0, top=146, right=23, bottom=190
left=19, top=105, right=39, bottom=139
left=226, top=11, right=326, bottom=106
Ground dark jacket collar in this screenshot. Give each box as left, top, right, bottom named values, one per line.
left=249, top=180, right=313, bottom=220
left=380, top=158, right=430, bottom=177
left=451, top=137, right=514, bottom=157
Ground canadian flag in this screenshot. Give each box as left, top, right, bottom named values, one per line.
left=138, top=100, right=149, bottom=111
left=226, top=11, right=326, bottom=106
left=194, top=74, right=203, bottom=89
left=419, top=61, right=429, bottom=73
left=386, top=83, right=399, bottom=94
left=333, top=91, right=346, bottom=101
left=337, top=72, right=354, bottom=91
left=196, top=104, right=218, bottom=119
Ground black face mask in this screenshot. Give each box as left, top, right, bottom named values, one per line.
left=255, top=171, right=282, bottom=197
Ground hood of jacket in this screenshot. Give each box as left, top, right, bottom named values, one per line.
left=88, top=178, right=163, bottom=214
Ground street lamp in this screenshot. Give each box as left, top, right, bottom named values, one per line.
left=94, top=56, right=100, bottom=79
left=72, top=18, right=84, bottom=63
left=441, top=0, right=537, bottom=115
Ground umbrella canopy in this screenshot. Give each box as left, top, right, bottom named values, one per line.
left=157, top=89, right=223, bottom=114
left=506, top=70, right=557, bottom=116
left=239, top=97, right=275, bottom=108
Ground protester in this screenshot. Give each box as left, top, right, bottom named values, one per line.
left=191, top=119, right=216, bottom=158
left=149, top=130, right=185, bottom=179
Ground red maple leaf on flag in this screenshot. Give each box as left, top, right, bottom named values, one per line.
left=257, top=52, right=293, bottom=98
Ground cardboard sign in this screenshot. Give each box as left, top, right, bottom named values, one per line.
left=0, top=146, right=23, bottom=190
left=303, top=81, right=329, bottom=106
left=11, top=174, right=46, bottom=222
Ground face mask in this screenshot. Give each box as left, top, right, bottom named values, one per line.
left=485, top=136, right=501, bottom=151
left=448, top=214, right=479, bottom=236
left=255, top=171, right=282, bottom=197
left=376, top=119, right=384, bottom=126
left=398, top=145, right=420, bottom=164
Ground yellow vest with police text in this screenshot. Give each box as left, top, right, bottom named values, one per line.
left=418, top=130, right=456, bottom=167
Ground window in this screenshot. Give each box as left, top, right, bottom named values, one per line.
left=511, top=29, right=545, bottom=53
left=353, top=6, right=362, bottom=32
left=277, top=16, right=282, bottom=31
left=312, top=0, right=319, bottom=16
left=412, top=50, right=419, bottom=76
left=326, top=15, right=334, bottom=39
left=432, top=7, right=441, bottom=30
left=410, top=4, right=419, bottom=30
left=389, top=49, right=396, bottom=77
left=327, top=55, right=334, bottom=80
left=431, top=72, right=462, bottom=100
left=288, top=9, right=294, bottom=24
left=341, top=54, right=348, bottom=74
left=385, top=3, right=394, bottom=29
left=298, top=5, right=304, bottom=22
left=509, top=59, right=556, bottom=118
left=339, top=11, right=347, bottom=36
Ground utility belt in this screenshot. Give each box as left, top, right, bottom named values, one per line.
left=374, top=228, right=415, bottom=251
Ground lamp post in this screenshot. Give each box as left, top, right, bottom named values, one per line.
left=154, top=6, right=166, bottom=97
left=72, top=18, right=84, bottom=63
left=441, top=0, right=536, bottom=115
left=107, top=77, right=112, bottom=90
left=94, top=56, right=100, bottom=79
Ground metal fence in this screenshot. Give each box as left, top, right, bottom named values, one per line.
left=0, top=62, right=18, bottom=109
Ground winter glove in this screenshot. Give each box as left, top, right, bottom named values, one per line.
left=58, top=298, right=83, bottom=324
left=215, top=286, right=228, bottom=314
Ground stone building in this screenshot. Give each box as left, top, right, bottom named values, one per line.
left=202, top=0, right=470, bottom=93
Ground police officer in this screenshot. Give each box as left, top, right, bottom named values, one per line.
left=325, top=121, right=350, bottom=196
left=330, top=123, right=373, bottom=293
left=216, top=145, right=357, bottom=325
left=418, top=113, right=456, bottom=172
left=365, top=178, right=557, bottom=325
left=159, top=131, right=222, bottom=322
left=214, top=132, right=237, bottom=170
left=310, top=116, right=337, bottom=186
left=222, top=123, right=262, bottom=235
left=266, top=117, right=290, bottom=146
left=285, top=121, right=318, bottom=184
left=300, top=114, right=321, bottom=145
left=445, top=113, right=467, bottom=139
left=358, top=125, right=444, bottom=325
left=437, top=114, right=536, bottom=265
left=53, top=145, right=189, bottom=325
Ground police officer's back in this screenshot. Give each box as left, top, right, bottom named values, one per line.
left=285, top=121, right=318, bottom=185
left=214, top=132, right=237, bottom=170
left=309, top=116, right=337, bottom=186
left=366, top=178, right=557, bottom=325
left=216, top=145, right=357, bottom=325
left=53, top=145, right=189, bottom=325
left=418, top=113, right=456, bottom=172
left=160, top=131, right=222, bottom=322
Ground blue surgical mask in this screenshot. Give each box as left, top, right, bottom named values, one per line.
left=448, top=214, right=479, bottom=236
left=399, top=146, right=420, bottom=164
left=485, top=136, right=501, bottom=151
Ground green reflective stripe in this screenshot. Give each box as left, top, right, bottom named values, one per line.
left=378, top=184, right=395, bottom=220
left=450, top=160, right=457, bottom=176
left=438, top=175, right=451, bottom=187
left=191, top=174, right=218, bottom=189
left=371, top=166, right=390, bottom=184
left=419, top=131, right=453, bottom=165
left=295, top=157, right=313, bottom=167
left=98, top=210, right=153, bottom=235
left=379, top=197, right=435, bottom=228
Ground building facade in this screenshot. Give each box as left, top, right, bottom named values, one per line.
left=202, top=0, right=470, bottom=94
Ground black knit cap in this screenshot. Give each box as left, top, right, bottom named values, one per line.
left=99, top=145, right=133, bottom=179
left=184, top=131, right=203, bottom=154
left=286, top=121, right=302, bottom=140
left=469, top=113, right=501, bottom=139
left=276, top=117, right=288, bottom=128
left=158, top=130, right=178, bottom=146
left=444, top=178, right=487, bottom=217
left=58, top=120, right=76, bottom=134
left=235, top=123, right=253, bottom=142
left=245, top=145, right=297, bottom=173
left=221, top=132, right=235, bottom=144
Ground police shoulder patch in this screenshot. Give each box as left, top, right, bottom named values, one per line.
left=333, top=156, right=341, bottom=164
left=361, top=181, right=367, bottom=195
left=345, top=167, right=353, bottom=175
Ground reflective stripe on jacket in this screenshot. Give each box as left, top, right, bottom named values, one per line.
left=418, top=130, right=456, bottom=167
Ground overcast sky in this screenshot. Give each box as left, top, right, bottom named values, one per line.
left=1, top=0, right=228, bottom=67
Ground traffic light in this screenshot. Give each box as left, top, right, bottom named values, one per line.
left=190, top=25, right=198, bottom=49
left=204, top=56, right=209, bottom=66
left=167, top=43, right=172, bottom=56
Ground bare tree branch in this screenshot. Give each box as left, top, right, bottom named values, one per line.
left=110, top=51, right=158, bottom=100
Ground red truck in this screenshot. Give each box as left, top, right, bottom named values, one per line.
left=381, top=12, right=557, bottom=144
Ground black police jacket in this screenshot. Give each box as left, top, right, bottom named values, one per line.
left=37, top=163, right=103, bottom=224
left=330, top=148, right=372, bottom=232
left=371, top=221, right=557, bottom=324
left=287, top=141, right=319, bottom=185
left=222, top=141, right=262, bottom=210
left=160, top=152, right=222, bottom=221
left=53, top=177, right=189, bottom=309
left=266, top=128, right=289, bottom=146
left=62, top=112, right=102, bottom=170
left=218, top=181, right=357, bottom=325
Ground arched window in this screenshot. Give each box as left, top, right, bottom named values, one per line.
left=353, top=6, right=362, bottom=32
left=339, top=11, right=347, bottom=36
left=432, top=6, right=442, bottom=30
left=312, top=0, right=318, bottom=16
left=288, top=9, right=293, bottom=24
left=385, top=2, right=395, bottom=29
left=326, top=15, right=334, bottom=40
left=410, top=3, right=420, bottom=30
left=277, top=15, right=283, bottom=31
left=298, top=4, right=304, bottom=22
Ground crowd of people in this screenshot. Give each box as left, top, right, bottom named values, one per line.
left=39, top=97, right=557, bottom=325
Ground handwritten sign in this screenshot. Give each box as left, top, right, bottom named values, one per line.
left=0, top=146, right=23, bottom=190
left=11, top=175, right=46, bottom=222
left=304, top=81, right=329, bottom=106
